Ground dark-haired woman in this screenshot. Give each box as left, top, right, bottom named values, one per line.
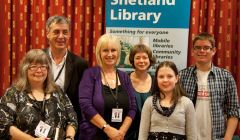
left=127, top=44, right=156, bottom=140
left=138, top=61, right=197, bottom=140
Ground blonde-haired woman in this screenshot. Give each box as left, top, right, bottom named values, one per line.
left=78, top=34, right=136, bottom=140
left=0, top=49, right=77, bottom=140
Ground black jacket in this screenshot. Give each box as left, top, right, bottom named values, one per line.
left=43, top=48, right=88, bottom=121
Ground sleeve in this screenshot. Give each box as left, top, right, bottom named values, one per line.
left=0, top=87, right=18, bottom=138
left=185, top=98, right=197, bottom=140
left=138, top=97, right=152, bottom=140
left=76, top=56, right=88, bottom=82
left=225, top=72, right=240, bottom=118
left=59, top=91, right=78, bottom=131
left=78, top=68, right=99, bottom=120
left=124, top=72, right=136, bottom=119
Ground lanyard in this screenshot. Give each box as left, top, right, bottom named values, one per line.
left=102, top=70, right=119, bottom=108
left=54, top=61, right=66, bottom=82
left=30, top=92, right=47, bottom=120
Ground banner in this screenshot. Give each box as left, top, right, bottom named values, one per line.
left=106, top=0, right=191, bottom=72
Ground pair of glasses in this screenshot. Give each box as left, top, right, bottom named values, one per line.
left=193, top=45, right=213, bottom=51
left=28, top=65, right=48, bottom=71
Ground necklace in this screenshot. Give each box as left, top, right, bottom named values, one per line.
left=30, top=91, right=47, bottom=117
left=152, top=94, right=176, bottom=117
left=102, top=70, right=119, bottom=108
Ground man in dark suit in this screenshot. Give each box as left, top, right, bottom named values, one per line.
left=44, top=15, right=88, bottom=139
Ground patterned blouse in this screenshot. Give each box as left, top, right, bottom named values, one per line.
left=0, top=86, right=78, bottom=139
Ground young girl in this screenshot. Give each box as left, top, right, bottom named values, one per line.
left=139, top=61, right=197, bottom=140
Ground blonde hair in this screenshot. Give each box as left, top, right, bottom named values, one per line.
left=14, top=49, right=60, bottom=94
left=95, top=34, right=121, bottom=67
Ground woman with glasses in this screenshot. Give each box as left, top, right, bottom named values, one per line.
left=0, top=49, right=77, bottom=140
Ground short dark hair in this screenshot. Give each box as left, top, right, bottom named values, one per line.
left=129, top=44, right=156, bottom=69
left=193, top=32, right=215, bottom=48
left=46, top=15, right=71, bottom=32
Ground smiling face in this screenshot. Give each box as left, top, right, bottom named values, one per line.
left=133, top=52, right=150, bottom=72
left=100, top=41, right=119, bottom=68
left=46, top=23, right=70, bottom=50
left=193, top=39, right=216, bottom=66
left=157, top=66, right=178, bottom=94
left=27, top=63, right=48, bottom=86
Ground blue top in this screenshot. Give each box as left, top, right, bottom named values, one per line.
left=135, top=91, right=151, bottom=112
left=127, top=72, right=154, bottom=139
left=78, top=66, right=136, bottom=140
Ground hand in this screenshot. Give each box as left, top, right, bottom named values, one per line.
left=118, top=130, right=126, bottom=140
left=224, top=136, right=233, bottom=140
left=104, top=126, right=123, bottom=140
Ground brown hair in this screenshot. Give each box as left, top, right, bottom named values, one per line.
left=46, top=15, right=71, bottom=32
left=153, top=61, right=186, bottom=103
left=193, top=32, right=215, bottom=48
left=129, top=44, right=156, bottom=69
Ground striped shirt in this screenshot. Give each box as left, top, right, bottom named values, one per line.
left=179, top=65, right=239, bottom=139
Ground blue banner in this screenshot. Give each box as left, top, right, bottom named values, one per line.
left=106, top=0, right=191, bottom=28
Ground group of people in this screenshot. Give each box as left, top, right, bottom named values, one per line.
left=0, top=15, right=239, bottom=140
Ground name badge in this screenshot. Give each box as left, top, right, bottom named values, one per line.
left=35, top=120, right=51, bottom=138
left=111, top=108, right=123, bottom=122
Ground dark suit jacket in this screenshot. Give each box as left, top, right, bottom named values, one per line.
left=43, top=48, right=88, bottom=121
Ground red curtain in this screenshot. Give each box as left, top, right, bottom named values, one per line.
left=189, top=0, right=240, bottom=94
left=0, top=0, right=239, bottom=99
left=190, top=0, right=240, bottom=134
left=0, top=0, right=105, bottom=95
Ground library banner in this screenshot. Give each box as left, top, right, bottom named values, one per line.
left=106, top=0, right=191, bottom=72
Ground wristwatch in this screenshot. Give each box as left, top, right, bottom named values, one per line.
left=101, top=123, right=109, bottom=130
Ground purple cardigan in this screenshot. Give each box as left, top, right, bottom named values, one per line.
left=78, top=66, right=136, bottom=140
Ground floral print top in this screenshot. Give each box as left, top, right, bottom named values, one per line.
left=0, top=86, right=78, bottom=139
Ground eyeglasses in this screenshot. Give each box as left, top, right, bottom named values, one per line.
left=194, top=45, right=213, bottom=51
left=28, top=65, right=48, bottom=71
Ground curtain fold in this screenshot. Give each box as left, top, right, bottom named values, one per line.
left=0, top=0, right=104, bottom=95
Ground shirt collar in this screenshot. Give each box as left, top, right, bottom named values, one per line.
left=48, top=48, right=68, bottom=65
left=192, top=64, right=217, bottom=77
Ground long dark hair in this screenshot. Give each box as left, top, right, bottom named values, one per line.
left=152, top=61, right=186, bottom=103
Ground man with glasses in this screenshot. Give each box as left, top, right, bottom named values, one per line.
left=179, top=32, right=239, bottom=140
left=44, top=15, right=88, bottom=139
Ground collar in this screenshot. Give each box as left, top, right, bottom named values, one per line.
left=192, top=64, right=217, bottom=78
left=48, top=48, right=68, bottom=65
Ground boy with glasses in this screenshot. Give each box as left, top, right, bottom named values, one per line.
left=179, top=32, right=239, bottom=140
